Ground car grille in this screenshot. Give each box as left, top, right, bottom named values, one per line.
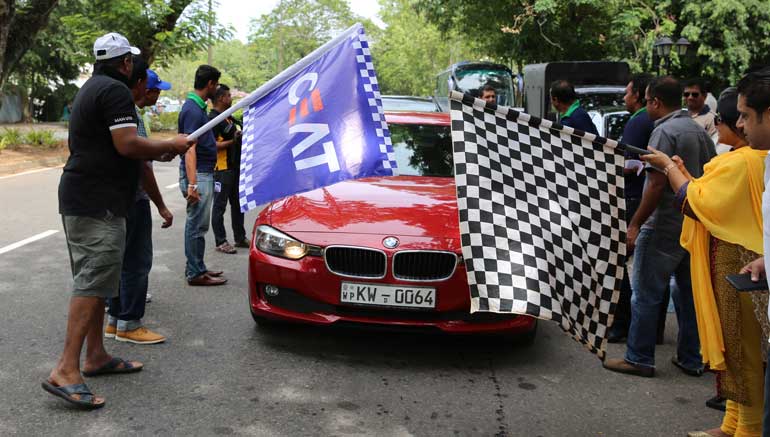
left=392, top=251, right=457, bottom=281
left=324, top=246, right=386, bottom=278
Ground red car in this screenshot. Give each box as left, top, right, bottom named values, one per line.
left=247, top=110, right=537, bottom=340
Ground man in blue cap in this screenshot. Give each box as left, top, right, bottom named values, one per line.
left=105, top=63, right=174, bottom=345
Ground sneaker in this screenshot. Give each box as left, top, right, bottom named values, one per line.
left=104, top=324, right=117, bottom=339
left=145, top=293, right=152, bottom=303
left=216, top=242, right=237, bottom=254
left=234, top=238, right=251, bottom=248
left=116, top=327, right=166, bottom=345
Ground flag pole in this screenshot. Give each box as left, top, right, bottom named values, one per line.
left=188, top=22, right=363, bottom=141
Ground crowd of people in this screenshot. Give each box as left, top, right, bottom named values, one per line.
left=39, top=31, right=770, bottom=437
left=43, top=33, right=247, bottom=409
left=556, top=70, right=770, bottom=437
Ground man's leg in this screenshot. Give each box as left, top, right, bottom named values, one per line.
left=48, top=296, right=105, bottom=404
left=227, top=170, right=247, bottom=245
left=671, top=253, right=703, bottom=372
left=185, top=173, right=215, bottom=280
left=624, top=228, right=678, bottom=369
left=211, top=170, right=229, bottom=247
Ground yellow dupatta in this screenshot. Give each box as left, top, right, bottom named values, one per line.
left=679, top=146, right=767, bottom=371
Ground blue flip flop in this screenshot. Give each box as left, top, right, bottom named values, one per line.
left=41, top=380, right=104, bottom=410
left=82, top=357, right=143, bottom=377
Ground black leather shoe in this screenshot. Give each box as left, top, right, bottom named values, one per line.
left=671, top=356, right=703, bottom=377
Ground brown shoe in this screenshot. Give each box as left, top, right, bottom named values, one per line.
left=116, top=327, right=166, bottom=345
left=234, top=238, right=251, bottom=248
left=188, top=273, right=227, bottom=286
left=603, top=358, right=654, bottom=377
left=206, top=270, right=224, bottom=277
left=104, top=324, right=117, bottom=339
left=216, top=242, right=237, bottom=254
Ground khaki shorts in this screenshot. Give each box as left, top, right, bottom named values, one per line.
left=62, top=212, right=126, bottom=298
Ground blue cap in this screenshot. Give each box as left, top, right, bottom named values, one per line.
left=146, top=69, right=171, bottom=90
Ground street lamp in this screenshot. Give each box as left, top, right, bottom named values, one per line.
left=652, top=36, right=690, bottom=75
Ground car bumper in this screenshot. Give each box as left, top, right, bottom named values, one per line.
left=248, top=242, right=536, bottom=335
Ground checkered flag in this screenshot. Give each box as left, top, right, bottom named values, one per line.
left=450, top=91, right=625, bottom=358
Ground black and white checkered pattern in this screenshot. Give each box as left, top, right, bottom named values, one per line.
left=450, top=91, right=625, bottom=358
left=352, top=27, right=398, bottom=173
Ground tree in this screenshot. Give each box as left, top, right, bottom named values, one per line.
left=0, top=0, right=59, bottom=90
left=248, top=0, right=377, bottom=76
left=374, top=0, right=478, bottom=95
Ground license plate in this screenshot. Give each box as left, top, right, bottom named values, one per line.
left=340, top=282, right=436, bottom=309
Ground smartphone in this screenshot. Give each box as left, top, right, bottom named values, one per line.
left=725, top=273, right=767, bottom=292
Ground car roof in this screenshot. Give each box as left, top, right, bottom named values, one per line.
left=384, top=111, right=450, bottom=126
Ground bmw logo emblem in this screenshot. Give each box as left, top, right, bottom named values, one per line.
left=383, top=237, right=399, bottom=249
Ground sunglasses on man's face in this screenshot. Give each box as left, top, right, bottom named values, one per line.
left=683, top=92, right=701, bottom=98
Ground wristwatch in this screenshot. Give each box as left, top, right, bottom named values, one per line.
left=188, top=184, right=198, bottom=192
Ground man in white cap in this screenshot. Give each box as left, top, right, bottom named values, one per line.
left=43, top=32, right=192, bottom=410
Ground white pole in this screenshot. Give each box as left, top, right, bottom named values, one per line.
left=188, top=22, right=363, bottom=141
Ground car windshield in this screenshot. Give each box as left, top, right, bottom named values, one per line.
left=577, top=92, right=625, bottom=111
left=605, top=112, right=631, bottom=141
left=455, top=68, right=515, bottom=107
left=381, top=97, right=438, bottom=112
left=390, top=123, right=453, bottom=177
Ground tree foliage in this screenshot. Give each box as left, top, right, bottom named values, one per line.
left=0, top=0, right=59, bottom=90
left=417, top=0, right=770, bottom=87
left=374, top=0, right=478, bottom=96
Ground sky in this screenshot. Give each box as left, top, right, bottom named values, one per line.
left=216, top=0, right=384, bottom=42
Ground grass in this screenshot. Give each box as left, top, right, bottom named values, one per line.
left=25, top=130, right=60, bottom=148
left=0, top=128, right=24, bottom=150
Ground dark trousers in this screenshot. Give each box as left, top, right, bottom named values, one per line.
left=212, top=169, right=245, bottom=246
left=108, top=199, right=152, bottom=322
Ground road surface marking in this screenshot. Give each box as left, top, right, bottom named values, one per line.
left=0, top=230, right=59, bottom=255
left=0, top=165, right=63, bottom=180
left=165, top=182, right=179, bottom=189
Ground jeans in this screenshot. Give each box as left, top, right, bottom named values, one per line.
left=625, top=227, right=702, bottom=370
left=180, top=171, right=214, bottom=280
left=107, top=199, right=152, bottom=331
left=212, top=169, right=245, bottom=246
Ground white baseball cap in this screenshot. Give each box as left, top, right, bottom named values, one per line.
left=93, top=32, right=140, bottom=61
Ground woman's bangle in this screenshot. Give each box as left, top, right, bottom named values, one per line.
left=663, top=163, right=677, bottom=176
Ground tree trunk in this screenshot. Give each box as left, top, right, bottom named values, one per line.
left=0, top=0, right=59, bottom=90
left=137, top=0, right=194, bottom=64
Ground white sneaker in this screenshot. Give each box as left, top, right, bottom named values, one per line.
left=146, top=293, right=152, bottom=303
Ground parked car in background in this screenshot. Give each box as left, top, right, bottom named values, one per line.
left=247, top=110, right=537, bottom=341
left=381, top=95, right=440, bottom=112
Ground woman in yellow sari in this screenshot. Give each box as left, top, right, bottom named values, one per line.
left=642, top=88, right=768, bottom=437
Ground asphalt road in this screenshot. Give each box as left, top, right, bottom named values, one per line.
left=0, top=161, right=721, bottom=436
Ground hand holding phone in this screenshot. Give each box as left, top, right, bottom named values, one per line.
left=725, top=273, right=767, bottom=292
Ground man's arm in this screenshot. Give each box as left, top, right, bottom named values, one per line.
left=184, top=145, right=200, bottom=204
left=216, top=138, right=233, bottom=150
left=111, top=128, right=190, bottom=160
left=626, top=170, right=666, bottom=251
left=141, top=162, right=173, bottom=228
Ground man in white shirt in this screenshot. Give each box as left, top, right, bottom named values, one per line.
left=735, top=67, right=770, bottom=436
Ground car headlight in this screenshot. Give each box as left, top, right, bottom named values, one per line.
left=255, top=225, right=321, bottom=260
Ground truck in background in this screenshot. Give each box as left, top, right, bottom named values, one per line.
left=522, top=61, right=631, bottom=139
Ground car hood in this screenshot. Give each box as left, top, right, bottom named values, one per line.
left=268, top=176, right=461, bottom=238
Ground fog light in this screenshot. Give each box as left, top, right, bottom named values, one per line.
left=264, top=284, right=280, bottom=297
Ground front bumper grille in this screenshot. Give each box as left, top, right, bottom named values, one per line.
left=392, top=251, right=458, bottom=281
left=324, top=246, right=387, bottom=279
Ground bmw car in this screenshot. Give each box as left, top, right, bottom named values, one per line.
left=247, top=110, right=537, bottom=339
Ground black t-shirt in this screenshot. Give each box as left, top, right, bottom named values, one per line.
left=58, top=72, right=140, bottom=217
left=209, top=108, right=242, bottom=171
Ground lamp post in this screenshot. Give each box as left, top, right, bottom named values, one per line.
left=653, top=36, right=690, bottom=75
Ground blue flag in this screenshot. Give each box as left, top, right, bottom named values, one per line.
left=237, top=25, right=397, bottom=212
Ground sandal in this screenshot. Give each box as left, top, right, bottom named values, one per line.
left=82, top=357, right=143, bottom=377
left=41, top=380, right=104, bottom=410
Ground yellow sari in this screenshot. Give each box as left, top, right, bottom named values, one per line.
left=679, top=146, right=767, bottom=371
